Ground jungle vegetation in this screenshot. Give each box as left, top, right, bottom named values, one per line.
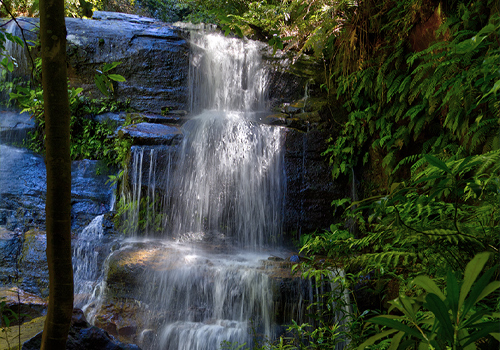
left=1, top=0, right=499, bottom=348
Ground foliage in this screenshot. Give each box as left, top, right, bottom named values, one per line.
left=0, top=29, right=24, bottom=73
left=0, top=0, right=107, bottom=17
left=0, top=297, right=19, bottom=350
left=359, top=252, right=500, bottom=350
left=9, top=83, right=131, bottom=166
left=94, top=61, right=126, bottom=98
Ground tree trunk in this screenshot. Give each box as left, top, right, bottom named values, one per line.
left=39, top=0, right=73, bottom=348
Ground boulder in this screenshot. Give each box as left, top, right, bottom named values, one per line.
left=65, top=12, right=189, bottom=113
left=0, top=287, right=47, bottom=326
left=0, top=110, right=35, bottom=146
left=21, top=308, right=142, bottom=350
left=0, top=229, right=49, bottom=297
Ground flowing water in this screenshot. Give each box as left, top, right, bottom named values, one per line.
left=109, top=31, right=287, bottom=349
left=79, top=29, right=347, bottom=350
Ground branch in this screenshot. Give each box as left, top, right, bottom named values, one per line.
left=0, top=1, right=36, bottom=82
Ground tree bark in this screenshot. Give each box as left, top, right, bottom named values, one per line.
left=39, top=0, right=73, bottom=348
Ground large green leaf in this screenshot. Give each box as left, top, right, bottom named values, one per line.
left=446, top=270, right=459, bottom=322
left=459, top=252, right=491, bottom=311
left=424, top=293, right=454, bottom=341
left=424, top=154, right=451, bottom=174
left=413, top=275, right=446, bottom=300
left=357, top=329, right=399, bottom=350
left=369, top=316, right=424, bottom=340
left=462, top=266, right=499, bottom=320
left=387, top=331, right=404, bottom=350
left=461, top=322, right=500, bottom=347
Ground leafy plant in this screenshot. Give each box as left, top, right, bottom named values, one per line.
left=359, top=252, right=500, bottom=350
left=94, top=61, right=126, bottom=98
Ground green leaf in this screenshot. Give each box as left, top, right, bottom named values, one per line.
left=462, top=265, right=499, bottom=319
left=459, top=252, right=491, bottom=312
left=94, top=74, right=109, bottom=97
left=102, top=61, right=122, bottom=72
left=425, top=293, right=454, bottom=341
left=462, top=322, right=500, bottom=347
left=369, top=317, right=424, bottom=340
left=7, top=60, right=14, bottom=72
left=446, top=270, right=460, bottom=321
left=357, top=329, right=399, bottom=350
left=474, top=280, right=500, bottom=305
left=424, top=154, right=451, bottom=174
left=107, top=74, right=126, bottom=82
left=13, top=35, right=23, bottom=46
left=388, top=331, right=404, bottom=350
left=413, top=275, right=446, bottom=300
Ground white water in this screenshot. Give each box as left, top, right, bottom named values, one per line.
left=80, top=30, right=348, bottom=350
left=73, top=214, right=106, bottom=306
left=127, top=31, right=286, bottom=349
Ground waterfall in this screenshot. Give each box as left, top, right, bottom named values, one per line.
left=130, top=30, right=286, bottom=349
left=73, top=215, right=106, bottom=307
left=189, top=32, right=269, bottom=114
left=83, top=28, right=348, bottom=350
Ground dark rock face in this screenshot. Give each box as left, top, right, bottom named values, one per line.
left=21, top=308, right=142, bottom=350
left=65, top=12, right=189, bottom=113
left=283, top=128, right=348, bottom=236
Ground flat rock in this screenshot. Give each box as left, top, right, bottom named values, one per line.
left=118, top=123, right=182, bottom=145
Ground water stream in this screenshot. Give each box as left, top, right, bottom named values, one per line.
left=89, top=30, right=292, bottom=350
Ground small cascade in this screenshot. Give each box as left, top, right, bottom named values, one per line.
left=73, top=215, right=106, bottom=306
left=168, top=111, right=284, bottom=248
left=189, top=31, right=268, bottom=114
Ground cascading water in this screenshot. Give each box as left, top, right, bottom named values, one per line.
left=73, top=214, right=106, bottom=306
left=106, top=30, right=287, bottom=350
left=83, top=29, right=347, bottom=350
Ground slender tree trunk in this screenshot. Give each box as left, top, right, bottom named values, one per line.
left=39, top=0, right=73, bottom=348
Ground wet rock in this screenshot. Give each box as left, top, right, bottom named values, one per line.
left=141, top=113, right=186, bottom=125
left=283, top=128, right=348, bottom=236
left=263, top=113, right=287, bottom=126
left=94, top=112, right=128, bottom=132
left=0, top=287, right=47, bottom=326
left=21, top=308, right=142, bottom=350
left=0, top=109, right=35, bottom=146
left=91, top=11, right=155, bottom=24
left=118, top=123, right=183, bottom=145
left=65, top=12, right=189, bottom=113
left=0, top=144, right=115, bottom=233
left=90, top=299, right=147, bottom=344
left=12, top=229, right=49, bottom=298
